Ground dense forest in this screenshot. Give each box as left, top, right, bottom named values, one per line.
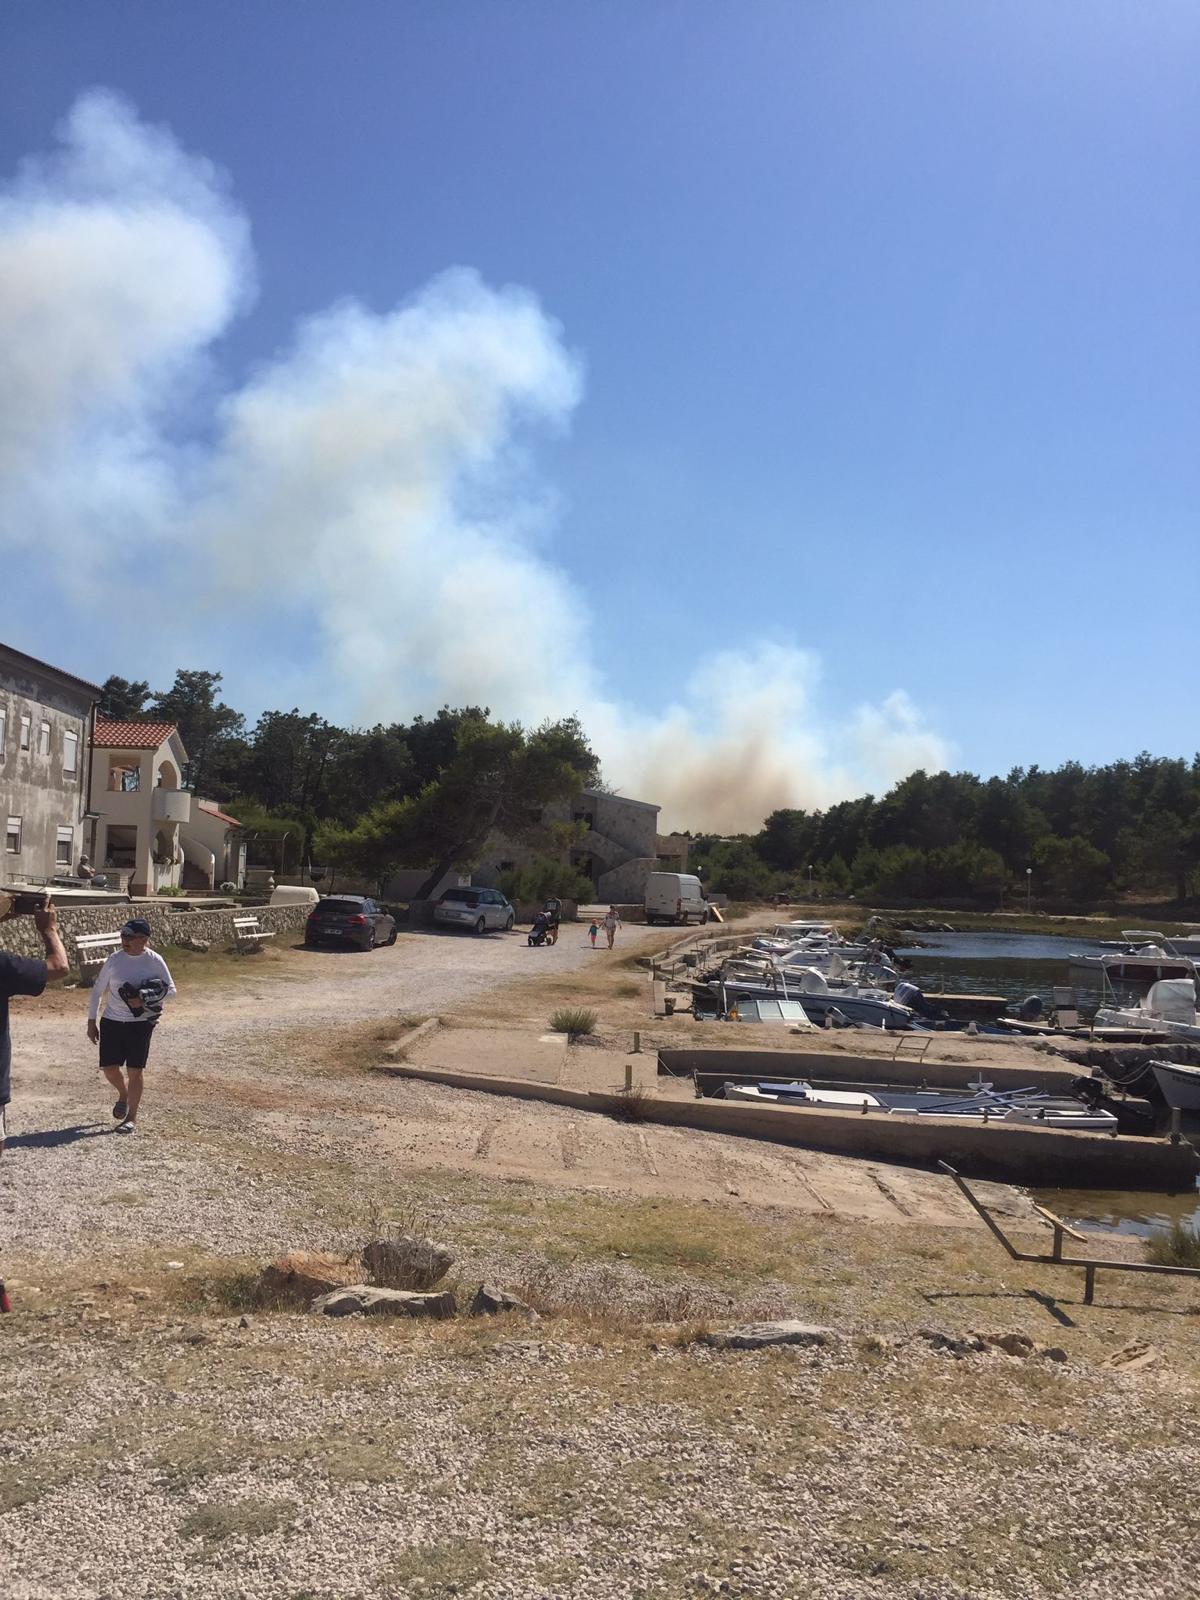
left=99, top=670, right=598, bottom=899
left=102, top=671, right=1200, bottom=907
left=693, top=758, right=1200, bottom=907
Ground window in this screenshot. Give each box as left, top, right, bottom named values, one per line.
left=19, top=714, right=31, bottom=750
left=6, top=816, right=21, bottom=854
left=56, top=826, right=74, bottom=866
left=108, top=758, right=140, bottom=792
left=63, top=730, right=78, bottom=775
left=38, top=720, right=51, bottom=756
left=0, top=707, right=6, bottom=758
left=498, top=860, right=514, bottom=872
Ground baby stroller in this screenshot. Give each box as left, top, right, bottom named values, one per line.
left=527, top=897, right=562, bottom=947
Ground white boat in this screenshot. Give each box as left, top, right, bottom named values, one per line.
left=722, top=1079, right=1117, bottom=1129
left=1095, top=979, right=1200, bottom=1041
left=1069, top=932, right=1197, bottom=989
left=711, top=966, right=915, bottom=1030
left=727, top=998, right=817, bottom=1028
left=1149, top=1058, right=1200, bottom=1112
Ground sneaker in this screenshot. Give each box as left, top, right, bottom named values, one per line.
left=112, top=1099, right=128, bottom=1121
left=116, top=1120, right=136, bottom=1135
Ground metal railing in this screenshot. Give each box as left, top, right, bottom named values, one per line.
left=939, top=1160, right=1200, bottom=1306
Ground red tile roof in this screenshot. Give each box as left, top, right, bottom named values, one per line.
left=198, top=803, right=243, bottom=828
left=93, top=718, right=179, bottom=749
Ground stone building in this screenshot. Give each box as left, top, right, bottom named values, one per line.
left=0, top=642, right=101, bottom=885
left=476, top=786, right=663, bottom=903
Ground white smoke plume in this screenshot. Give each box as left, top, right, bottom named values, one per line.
left=0, top=92, right=950, bottom=831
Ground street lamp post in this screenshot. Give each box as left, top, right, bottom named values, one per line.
left=1025, top=866, right=1032, bottom=914
left=808, top=863, right=814, bottom=897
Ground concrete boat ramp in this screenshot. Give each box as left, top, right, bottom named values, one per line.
left=381, top=1023, right=1197, bottom=1199
left=374, top=1025, right=1031, bottom=1226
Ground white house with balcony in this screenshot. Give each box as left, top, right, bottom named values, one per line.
left=91, top=719, right=195, bottom=895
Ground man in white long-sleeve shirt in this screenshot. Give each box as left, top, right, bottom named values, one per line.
left=86, top=917, right=176, bottom=1134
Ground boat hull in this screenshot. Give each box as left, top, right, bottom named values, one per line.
left=1149, top=1060, right=1200, bottom=1112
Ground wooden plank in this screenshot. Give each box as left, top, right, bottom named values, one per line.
left=1031, top=1202, right=1088, bottom=1243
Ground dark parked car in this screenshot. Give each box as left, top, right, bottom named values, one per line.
left=304, top=895, right=397, bottom=951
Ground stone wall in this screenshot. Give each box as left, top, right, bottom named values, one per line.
left=0, top=902, right=311, bottom=965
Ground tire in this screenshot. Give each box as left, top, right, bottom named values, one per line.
left=475, top=916, right=486, bottom=935
left=504, top=913, right=514, bottom=931
left=364, top=927, right=377, bottom=951
left=386, top=925, right=398, bottom=945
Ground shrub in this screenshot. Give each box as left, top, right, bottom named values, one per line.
left=1145, top=1220, right=1200, bottom=1268
left=498, top=858, right=594, bottom=905
left=550, top=1007, right=598, bottom=1037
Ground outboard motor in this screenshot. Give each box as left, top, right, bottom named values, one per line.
left=1070, top=1074, right=1106, bottom=1111
left=893, top=980, right=945, bottom=1022
left=1017, top=994, right=1044, bottom=1022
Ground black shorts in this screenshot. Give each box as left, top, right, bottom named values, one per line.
left=99, top=1018, right=157, bottom=1070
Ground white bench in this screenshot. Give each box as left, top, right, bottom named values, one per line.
left=233, top=915, right=275, bottom=948
left=75, top=932, right=123, bottom=979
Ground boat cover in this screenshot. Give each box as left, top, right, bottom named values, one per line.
left=1145, top=978, right=1199, bottom=1023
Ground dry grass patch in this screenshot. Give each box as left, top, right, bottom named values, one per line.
left=383, top=1539, right=495, bottom=1593
left=179, top=1496, right=298, bottom=1547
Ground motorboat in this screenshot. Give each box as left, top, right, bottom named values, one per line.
left=1095, top=978, right=1200, bottom=1042
left=726, top=998, right=816, bottom=1027
left=1149, top=1058, right=1200, bottom=1112
left=722, top=1079, right=1118, bottom=1130
left=696, top=965, right=916, bottom=1030
left=1068, top=932, right=1197, bottom=989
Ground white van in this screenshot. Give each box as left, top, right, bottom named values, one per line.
left=645, top=872, right=708, bottom=926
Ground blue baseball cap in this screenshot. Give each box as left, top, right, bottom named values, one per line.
left=121, top=917, right=152, bottom=937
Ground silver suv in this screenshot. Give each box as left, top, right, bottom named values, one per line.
left=434, top=886, right=515, bottom=934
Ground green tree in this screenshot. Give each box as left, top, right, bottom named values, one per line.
left=702, top=839, right=776, bottom=900
left=1033, top=835, right=1112, bottom=901
left=149, top=669, right=245, bottom=793
left=346, top=714, right=598, bottom=901
left=98, top=674, right=151, bottom=720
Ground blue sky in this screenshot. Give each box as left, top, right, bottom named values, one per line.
left=0, top=3, right=1196, bottom=826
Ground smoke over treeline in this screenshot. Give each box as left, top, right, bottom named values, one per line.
left=0, top=93, right=949, bottom=830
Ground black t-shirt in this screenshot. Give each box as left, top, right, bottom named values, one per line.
left=0, top=952, right=47, bottom=1105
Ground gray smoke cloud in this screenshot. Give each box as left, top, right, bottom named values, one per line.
left=0, top=92, right=949, bottom=830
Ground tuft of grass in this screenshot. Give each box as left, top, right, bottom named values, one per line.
left=1146, top=1220, right=1200, bottom=1268
left=384, top=1540, right=495, bottom=1593
left=608, top=1085, right=653, bottom=1123
left=179, top=1497, right=297, bottom=1546
left=549, top=1006, right=598, bottom=1036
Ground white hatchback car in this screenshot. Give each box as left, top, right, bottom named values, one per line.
left=434, top=886, right=515, bottom=934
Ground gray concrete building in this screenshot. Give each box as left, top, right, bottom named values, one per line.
left=477, top=786, right=663, bottom=903
left=0, top=643, right=102, bottom=885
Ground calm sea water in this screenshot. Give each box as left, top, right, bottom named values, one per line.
left=895, top=929, right=1110, bottom=1008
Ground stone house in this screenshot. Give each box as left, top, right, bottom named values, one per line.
left=476, top=786, right=663, bottom=903
left=0, top=642, right=102, bottom=885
